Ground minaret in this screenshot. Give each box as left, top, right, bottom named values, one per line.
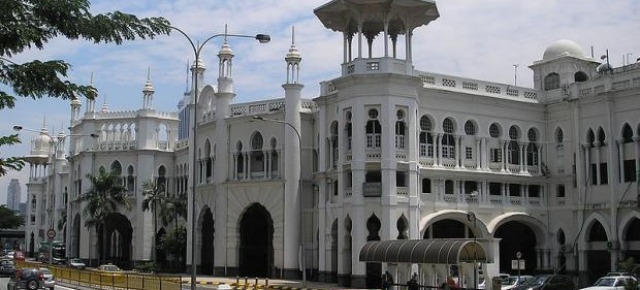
left=142, top=68, right=155, bottom=110
left=215, top=25, right=235, bottom=119
left=86, top=73, right=96, bottom=114
left=282, top=26, right=305, bottom=278
left=100, top=95, right=109, bottom=113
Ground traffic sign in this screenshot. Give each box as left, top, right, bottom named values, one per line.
left=47, top=229, right=56, bottom=240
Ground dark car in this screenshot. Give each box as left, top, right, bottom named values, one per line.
left=6, top=268, right=46, bottom=290
left=513, top=274, right=575, bottom=290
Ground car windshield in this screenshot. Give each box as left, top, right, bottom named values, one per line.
left=522, top=276, right=547, bottom=286
left=71, top=259, right=82, bottom=263
left=503, top=277, right=518, bottom=286
left=593, top=278, right=616, bottom=286
left=39, top=268, right=52, bottom=275
left=102, top=265, right=120, bottom=271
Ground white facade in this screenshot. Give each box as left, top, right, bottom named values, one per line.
left=21, top=0, right=640, bottom=288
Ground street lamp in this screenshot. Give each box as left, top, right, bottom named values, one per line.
left=168, top=27, right=270, bottom=290
left=252, top=115, right=306, bottom=287
left=13, top=125, right=98, bottom=264
left=467, top=212, right=478, bottom=290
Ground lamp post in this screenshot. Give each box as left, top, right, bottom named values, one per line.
left=13, top=125, right=98, bottom=264
left=252, top=115, right=306, bottom=287
left=168, top=27, right=270, bottom=290
left=467, top=212, right=478, bottom=290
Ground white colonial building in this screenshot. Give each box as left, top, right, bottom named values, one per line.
left=21, top=0, right=640, bottom=288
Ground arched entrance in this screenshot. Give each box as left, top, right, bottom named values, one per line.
left=239, top=203, right=273, bottom=277
left=156, top=228, right=167, bottom=269
left=200, top=208, right=214, bottom=275
left=494, top=221, right=537, bottom=275
left=100, top=213, right=133, bottom=269
left=586, top=220, right=610, bottom=283
left=365, top=215, right=381, bottom=289
left=330, top=219, right=338, bottom=283
left=623, top=217, right=640, bottom=261
left=72, top=214, right=81, bottom=258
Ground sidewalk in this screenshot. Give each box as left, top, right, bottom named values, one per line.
left=184, top=276, right=350, bottom=290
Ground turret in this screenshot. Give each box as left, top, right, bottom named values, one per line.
left=215, top=28, right=236, bottom=119
left=142, top=68, right=155, bottom=110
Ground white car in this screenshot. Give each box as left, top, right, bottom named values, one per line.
left=579, top=276, right=637, bottom=290
left=501, top=275, right=534, bottom=290
left=38, top=267, right=56, bottom=290
left=67, top=258, right=86, bottom=269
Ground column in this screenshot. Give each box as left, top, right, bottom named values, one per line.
left=456, top=136, right=462, bottom=169
left=634, top=136, right=640, bottom=181
left=616, top=139, right=624, bottom=182
left=475, top=137, right=481, bottom=170
left=595, top=142, right=601, bottom=185
left=520, top=143, right=526, bottom=173
left=436, top=134, right=443, bottom=167
left=232, top=154, right=237, bottom=180
left=501, top=140, right=507, bottom=172
left=263, top=150, right=268, bottom=179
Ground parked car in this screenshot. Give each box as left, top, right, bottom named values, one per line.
left=579, top=275, right=637, bottom=290
left=502, top=275, right=534, bottom=290
left=6, top=268, right=46, bottom=290
left=66, top=258, right=86, bottom=269
left=97, top=263, right=122, bottom=272
left=37, top=268, right=55, bottom=290
left=513, top=274, right=575, bottom=290
left=480, top=274, right=511, bottom=289
left=0, top=259, right=16, bottom=276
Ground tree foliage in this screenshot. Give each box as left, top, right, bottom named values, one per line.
left=0, top=0, right=171, bottom=175
left=0, top=204, right=24, bottom=228
left=78, top=168, right=131, bottom=263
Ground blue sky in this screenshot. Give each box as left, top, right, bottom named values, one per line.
left=1, top=0, right=639, bottom=204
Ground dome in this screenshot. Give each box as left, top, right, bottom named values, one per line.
left=542, top=39, right=586, bottom=61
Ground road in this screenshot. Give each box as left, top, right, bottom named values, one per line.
left=1, top=276, right=220, bottom=290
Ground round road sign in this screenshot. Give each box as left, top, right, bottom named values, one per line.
left=47, top=229, right=56, bottom=240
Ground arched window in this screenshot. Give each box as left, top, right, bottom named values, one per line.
left=157, top=165, right=166, bottom=189
left=587, top=129, right=595, bottom=147
left=126, top=165, right=135, bottom=192
left=622, top=123, right=633, bottom=143
left=489, top=123, right=501, bottom=138
left=236, top=141, right=244, bottom=178
left=419, top=116, right=434, bottom=157
left=366, top=109, right=382, bottom=149
left=508, top=126, right=520, bottom=165
left=544, top=73, right=560, bottom=91
left=395, top=121, right=406, bottom=149
left=250, top=132, right=265, bottom=176
left=574, top=71, right=588, bottom=82
left=442, top=118, right=456, bottom=159
left=204, top=139, right=212, bottom=179
left=597, top=127, right=606, bottom=144
left=556, top=128, right=564, bottom=144
left=110, top=161, right=123, bottom=185
left=422, top=178, right=431, bottom=193
left=464, top=120, right=476, bottom=135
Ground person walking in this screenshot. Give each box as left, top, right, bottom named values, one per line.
left=382, top=271, right=394, bottom=290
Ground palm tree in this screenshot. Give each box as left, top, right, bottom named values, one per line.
left=159, top=191, right=188, bottom=230
left=79, top=168, right=131, bottom=265
left=141, top=180, right=167, bottom=271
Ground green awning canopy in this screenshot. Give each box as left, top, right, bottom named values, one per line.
left=359, top=239, right=487, bottom=264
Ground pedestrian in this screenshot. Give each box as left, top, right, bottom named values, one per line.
left=408, top=273, right=419, bottom=290
left=382, top=271, right=394, bottom=290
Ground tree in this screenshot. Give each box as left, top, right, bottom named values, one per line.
left=160, top=224, right=187, bottom=271
left=141, top=180, right=167, bottom=270
left=0, top=135, right=25, bottom=176
left=0, top=205, right=24, bottom=228
left=159, top=191, right=188, bottom=230
left=79, top=168, right=131, bottom=264
left=0, top=0, right=171, bottom=175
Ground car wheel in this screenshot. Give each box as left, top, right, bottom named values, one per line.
left=26, top=279, right=39, bottom=290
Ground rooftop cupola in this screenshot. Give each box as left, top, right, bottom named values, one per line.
left=285, top=26, right=302, bottom=84
left=314, top=0, right=439, bottom=76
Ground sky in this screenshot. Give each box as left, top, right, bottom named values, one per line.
left=1, top=0, right=639, bottom=204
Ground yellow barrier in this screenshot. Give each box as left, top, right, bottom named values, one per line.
left=15, top=260, right=183, bottom=290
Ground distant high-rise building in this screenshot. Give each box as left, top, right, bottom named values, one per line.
left=6, top=179, right=21, bottom=211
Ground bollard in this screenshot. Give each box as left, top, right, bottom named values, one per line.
left=266, top=278, right=269, bottom=287
left=245, top=276, right=248, bottom=289
left=236, top=276, right=240, bottom=285
left=255, top=277, right=259, bottom=287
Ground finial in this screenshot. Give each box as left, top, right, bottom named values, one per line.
left=185, top=60, right=190, bottom=93
left=224, top=24, right=228, bottom=43
left=90, top=72, right=94, bottom=85
left=292, top=26, right=295, bottom=46
left=146, top=67, right=151, bottom=81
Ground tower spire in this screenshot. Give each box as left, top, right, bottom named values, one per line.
left=285, top=26, right=302, bottom=84
left=142, top=67, right=155, bottom=109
